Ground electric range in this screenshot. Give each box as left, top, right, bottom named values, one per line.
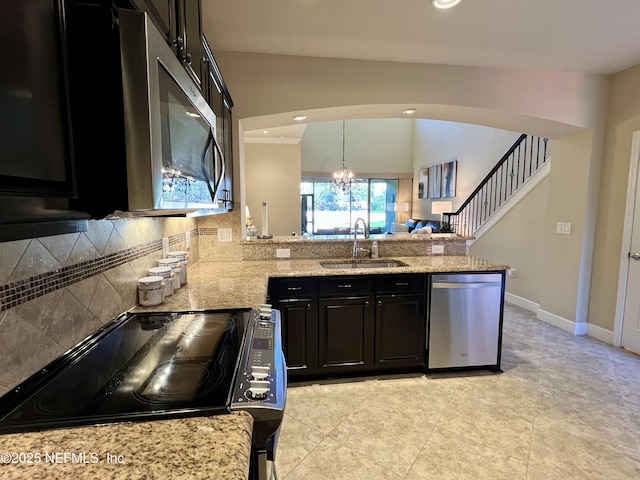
left=0, top=306, right=286, bottom=480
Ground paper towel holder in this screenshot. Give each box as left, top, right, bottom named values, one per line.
left=257, top=201, right=273, bottom=239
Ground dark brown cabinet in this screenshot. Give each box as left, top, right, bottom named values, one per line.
left=317, top=276, right=374, bottom=374
left=318, top=296, right=374, bottom=374
left=269, top=277, right=318, bottom=379
left=131, top=0, right=203, bottom=87
left=0, top=0, right=89, bottom=242
left=374, top=274, right=426, bottom=369
left=375, top=294, right=425, bottom=369
left=202, top=37, right=234, bottom=210
left=269, top=273, right=426, bottom=381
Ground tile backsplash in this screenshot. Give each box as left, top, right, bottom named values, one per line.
left=0, top=211, right=239, bottom=396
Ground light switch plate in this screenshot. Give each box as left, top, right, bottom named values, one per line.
left=556, top=222, right=571, bottom=235
left=218, top=228, right=233, bottom=242
left=432, top=244, right=445, bottom=254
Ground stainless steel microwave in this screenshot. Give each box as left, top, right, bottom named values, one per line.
left=118, top=9, right=225, bottom=216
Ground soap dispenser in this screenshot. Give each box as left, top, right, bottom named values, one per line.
left=370, top=241, right=378, bottom=259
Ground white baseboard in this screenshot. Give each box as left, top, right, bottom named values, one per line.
left=586, top=323, right=614, bottom=345
left=505, top=293, right=539, bottom=313
left=537, top=308, right=583, bottom=335
left=506, top=297, right=615, bottom=345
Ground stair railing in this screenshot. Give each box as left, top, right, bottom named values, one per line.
left=444, top=134, right=549, bottom=237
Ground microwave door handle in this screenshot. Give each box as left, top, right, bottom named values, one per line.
left=211, top=131, right=225, bottom=202
left=200, top=128, right=217, bottom=203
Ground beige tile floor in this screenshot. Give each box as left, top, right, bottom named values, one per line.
left=275, top=303, right=640, bottom=479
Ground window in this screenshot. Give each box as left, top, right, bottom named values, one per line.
left=301, top=178, right=399, bottom=235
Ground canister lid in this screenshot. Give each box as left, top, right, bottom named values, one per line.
left=138, top=275, right=164, bottom=286
left=149, top=266, right=172, bottom=275
left=167, top=250, right=187, bottom=258
left=158, top=258, right=179, bottom=267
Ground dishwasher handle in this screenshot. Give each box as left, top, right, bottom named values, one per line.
left=432, top=281, right=502, bottom=289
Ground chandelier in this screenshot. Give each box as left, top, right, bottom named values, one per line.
left=333, top=120, right=354, bottom=191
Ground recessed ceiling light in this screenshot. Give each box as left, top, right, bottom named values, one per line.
left=263, top=130, right=269, bottom=134
left=403, top=108, right=417, bottom=115
left=293, top=115, right=308, bottom=121
left=433, top=0, right=461, bottom=9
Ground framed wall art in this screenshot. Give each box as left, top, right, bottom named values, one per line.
left=429, top=165, right=441, bottom=199
left=418, top=168, right=429, bottom=199
left=442, top=160, right=457, bottom=198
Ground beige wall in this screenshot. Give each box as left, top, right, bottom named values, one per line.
left=216, top=52, right=608, bottom=136
left=470, top=178, right=549, bottom=303
left=539, top=132, right=595, bottom=324
left=589, top=64, right=640, bottom=331
left=412, top=120, right=522, bottom=219
left=214, top=50, right=612, bottom=334
left=301, top=119, right=414, bottom=176
left=245, top=143, right=302, bottom=236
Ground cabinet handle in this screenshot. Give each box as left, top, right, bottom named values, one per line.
left=287, top=286, right=302, bottom=291
left=395, top=282, right=409, bottom=286
left=185, top=52, right=192, bottom=64
left=377, top=300, right=382, bottom=306
left=307, top=304, right=311, bottom=309
left=338, top=284, right=352, bottom=288
left=365, top=301, right=369, bottom=306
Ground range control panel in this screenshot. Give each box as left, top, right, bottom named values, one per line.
left=230, top=305, right=286, bottom=409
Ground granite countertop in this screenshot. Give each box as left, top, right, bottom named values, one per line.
left=135, top=255, right=509, bottom=313
left=0, top=411, right=253, bottom=480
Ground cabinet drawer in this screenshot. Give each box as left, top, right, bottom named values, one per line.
left=376, top=274, right=426, bottom=294
left=318, top=276, right=370, bottom=297
left=278, top=277, right=317, bottom=299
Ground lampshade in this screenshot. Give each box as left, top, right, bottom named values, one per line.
left=431, top=201, right=452, bottom=215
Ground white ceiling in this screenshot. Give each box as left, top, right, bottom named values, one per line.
left=202, top=0, right=640, bottom=141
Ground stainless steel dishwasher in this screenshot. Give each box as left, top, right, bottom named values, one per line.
left=427, top=272, right=505, bottom=371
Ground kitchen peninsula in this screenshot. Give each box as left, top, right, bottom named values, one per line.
left=134, top=255, right=508, bottom=314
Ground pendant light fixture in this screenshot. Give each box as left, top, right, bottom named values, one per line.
left=333, top=120, right=354, bottom=191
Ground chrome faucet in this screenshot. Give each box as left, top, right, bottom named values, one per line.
left=352, top=217, right=370, bottom=260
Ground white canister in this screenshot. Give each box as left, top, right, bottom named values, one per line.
left=138, top=276, right=165, bottom=306
left=158, top=258, right=181, bottom=290
left=167, top=251, right=189, bottom=285
left=148, top=266, right=174, bottom=297
left=167, top=250, right=188, bottom=261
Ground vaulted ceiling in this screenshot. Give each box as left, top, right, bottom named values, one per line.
left=201, top=0, right=640, bottom=142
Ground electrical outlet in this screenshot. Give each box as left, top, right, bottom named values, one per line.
left=556, top=222, right=571, bottom=234
left=185, top=231, right=191, bottom=249
left=508, top=268, right=517, bottom=278
left=217, top=228, right=233, bottom=242
left=432, top=244, right=445, bottom=254
left=276, top=248, right=291, bottom=258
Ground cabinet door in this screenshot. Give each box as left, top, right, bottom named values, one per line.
left=375, top=294, right=426, bottom=369
left=177, top=0, right=202, bottom=88
left=0, top=0, right=88, bottom=241
left=201, top=37, right=233, bottom=210
left=131, top=0, right=176, bottom=44
left=318, top=297, right=373, bottom=373
left=279, top=300, right=318, bottom=378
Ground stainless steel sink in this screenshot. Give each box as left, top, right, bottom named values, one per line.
left=320, top=260, right=409, bottom=269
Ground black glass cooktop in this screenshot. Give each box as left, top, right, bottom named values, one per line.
left=0, top=309, right=249, bottom=435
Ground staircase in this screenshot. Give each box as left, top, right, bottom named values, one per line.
left=444, top=134, right=549, bottom=237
